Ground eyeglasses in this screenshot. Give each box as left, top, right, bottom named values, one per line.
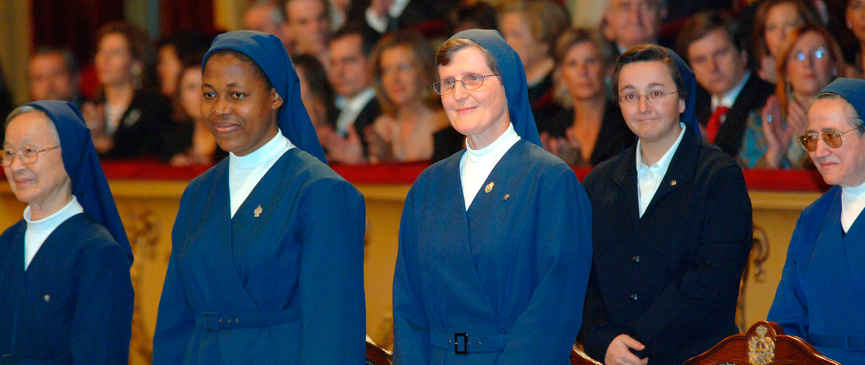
left=433, top=73, right=499, bottom=95
left=798, top=126, right=860, bottom=152
left=791, top=46, right=827, bottom=63
left=618, top=89, right=678, bottom=105
left=1, top=145, right=60, bottom=166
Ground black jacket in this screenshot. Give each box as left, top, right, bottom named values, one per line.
left=695, top=74, right=774, bottom=158
left=580, top=126, right=753, bottom=364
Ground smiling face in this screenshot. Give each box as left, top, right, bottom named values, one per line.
left=437, top=46, right=510, bottom=149
left=380, top=45, right=424, bottom=108
left=3, top=112, right=70, bottom=212
left=806, top=97, right=865, bottom=186
left=617, top=60, right=686, bottom=146
left=201, top=52, right=282, bottom=156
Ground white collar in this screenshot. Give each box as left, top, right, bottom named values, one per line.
left=229, top=131, right=295, bottom=170
left=711, top=72, right=750, bottom=110
left=335, top=87, right=375, bottom=111
left=464, top=123, right=519, bottom=163
left=636, top=123, right=686, bottom=172
left=24, top=195, right=84, bottom=226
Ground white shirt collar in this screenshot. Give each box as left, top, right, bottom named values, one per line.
left=228, top=132, right=294, bottom=218
left=459, top=123, right=520, bottom=210
left=335, top=87, right=376, bottom=134
left=711, top=72, right=750, bottom=110
left=636, top=123, right=686, bottom=172
left=229, top=131, right=295, bottom=170
left=24, top=196, right=84, bottom=269
left=635, top=123, right=686, bottom=217
left=841, top=180, right=865, bottom=233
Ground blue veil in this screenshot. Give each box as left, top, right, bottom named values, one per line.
left=202, top=30, right=327, bottom=163
left=24, top=100, right=132, bottom=263
left=819, top=78, right=865, bottom=120
left=662, top=47, right=701, bottom=139
left=447, top=29, right=542, bottom=146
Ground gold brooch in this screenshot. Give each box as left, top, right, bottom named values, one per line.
left=253, top=205, right=263, bottom=218
left=484, top=182, right=495, bottom=193
left=503, top=194, right=510, bottom=201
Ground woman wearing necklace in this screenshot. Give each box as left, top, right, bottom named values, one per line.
left=392, top=29, right=592, bottom=364
left=153, top=31, right=366, bottom=364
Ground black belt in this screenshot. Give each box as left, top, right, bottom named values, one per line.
left=430, top=328, right=508, bottom=354
left=195, top=310, right=298, bottom=331
left=809, top=333, right=865, bottom=351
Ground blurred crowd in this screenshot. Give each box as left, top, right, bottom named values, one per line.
left=4, top=0, right=861, bottom=169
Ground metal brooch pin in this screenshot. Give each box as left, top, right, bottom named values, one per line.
left=484, top=182, right=495, bottom=193
left=254, top=205, right=263, bottom=218
left=43, top=294, right=51, bottom=302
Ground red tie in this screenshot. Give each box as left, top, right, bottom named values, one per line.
left=705, top=106, right=730, bottom=143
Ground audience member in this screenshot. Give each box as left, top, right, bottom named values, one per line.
left=499, top=0, right=570, bottom=117
left=293, top=53, right=337, bottom=137
left=321, top=24, right=380, bottom=163
left=352, top=0, right=454, bottom=41
left=84, top=21, right=171, bottom=159
left=366, top=31, right=448, bottom=163
left=752, top=0, right=821, bottom=83
left=155, top=33, right=211, bottom=99
left=603, top=0, right=666, bottom=56
left=678, top=11, right=775, bottom=158
left=544, top=27, right=635, bottom=166
left=741, top=25, right=842, bottom=168
left=244, top=0, right=293, bottom=50
left=449, top=2, right=498, bottom=34
left=28, top=47, right=80, bottom=103
left=284, top=0, right=331, bottom=63
left=845, top=0, right=865, bottom=73
left=161, top=54, right=225, bottom=166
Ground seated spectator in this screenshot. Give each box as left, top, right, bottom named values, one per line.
left=543, top=27, right=635, bottom=166
left=602, top=0, right=666, bottom=56
left=752, top=0, right=821, bottom=83
left=845, top=0, right=865, bottom=74
left=351, top=0, right=454, bottom=41
left=83, top=21, right=171, bottom=159
left=28, top=47, right=81, bottom=104
left=741, top=25, right=842, bottom=168
left=365, top=31, right=448, bottom=163
left=499, top=0, right=570, bottom=117
left=161, top=54, right=225, bottom=166
left=293, top=53, right=337, bottom=139
left=768, top=78, right=865, bottom=365
left=244, top=0, right=292, bottom=51
left=449, top=2, right=498, bottom=34
left=284, top=0, right=331, bottom=63
left=320, top=24, right=380, bottom=164
left=678, top=11, right=775, bottom=158
left=156, top=32, right=211, bottom=99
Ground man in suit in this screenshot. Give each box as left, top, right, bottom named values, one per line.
left=284, top=0, right=331, bottom=63
left=603, top=0, right=666, bottom=56
left=580, top=44, right=753, bottom=365
left=678, top=11, right=774, bottom=158
left=323, top=24, right=380, bottom=163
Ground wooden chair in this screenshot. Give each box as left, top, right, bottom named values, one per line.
left=570, top=344, right=603, bottom=365
left=684, top=321, right=840, bottom=365
left=366, top=337, right=392, bottom=365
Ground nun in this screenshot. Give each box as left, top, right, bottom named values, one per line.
left=392, top=29, right=593, bottom=364
left=580, top=45, right=753, bottom=365
left=152, top=31, right=366, bottom=364
left=0, top=101, right=134, bottom=363
left=768, top=78, right=865, bottom=364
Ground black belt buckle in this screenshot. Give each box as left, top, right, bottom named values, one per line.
left=454, top=332, right=468, bottom=354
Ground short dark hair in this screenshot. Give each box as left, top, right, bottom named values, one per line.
left=677, top=11, right=742, bottom=59
left=31, top=47, right=78, bottom=75
left=613, top=44, right=686, bottom=102
left=203, top=49, right=273, bottom=90
left=330, top=23, right=375, bottom=56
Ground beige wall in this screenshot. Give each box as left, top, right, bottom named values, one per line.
left=0, top=0, right=32, bottom=105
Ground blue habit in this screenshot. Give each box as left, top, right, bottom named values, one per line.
left=393, top=140, right=593, bottom=364
left=0, top=214, right=134, bottom=364
left=768, top=187, right=865, bottom=364
left=152, top=149, right=366, bottom=364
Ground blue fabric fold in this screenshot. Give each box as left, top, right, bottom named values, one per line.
left=819, top=77, right=865, bottom=119
left=202, top=30, right=327, bottom=163
left=661, top=46, right=701, bottom=139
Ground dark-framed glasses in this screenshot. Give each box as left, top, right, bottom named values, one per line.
left=433, top=73, right=499, bottom=95
left=798, top=126, right=860, bottom=152
left=791, top=46, right=827, bottom=63
left=1, top=145, right=60, bottom=166
left=618, top=89, right=678, bottom=105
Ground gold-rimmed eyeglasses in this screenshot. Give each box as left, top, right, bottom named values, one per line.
left=433, top=73, right=499, bottom=95
left=618, top=89, right=678, bottom=105
left=1, top=145, right=60, bottom=166
left=798, top=126, right=861, bottom=152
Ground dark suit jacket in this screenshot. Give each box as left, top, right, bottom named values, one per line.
left=580, top=126, right=753, bottom=364
left=350, top=96, right=380, bottom=158
left=696, top=74, right=774, bottom=158
left=544, top=102, right=636, bottom=166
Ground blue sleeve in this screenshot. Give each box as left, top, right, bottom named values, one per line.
left=392, top=187, right=430, bottom=365
left=499, top=169, right=593, bottom=364
left=153, top=193, right=196, bottom=365
left=297, top=178, right=366, bottom=364
left=69, top=243, right=133, bottom=365
left=632, top=165, right=752, bottom=353
left=767, top=213, right=813, bottom=336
